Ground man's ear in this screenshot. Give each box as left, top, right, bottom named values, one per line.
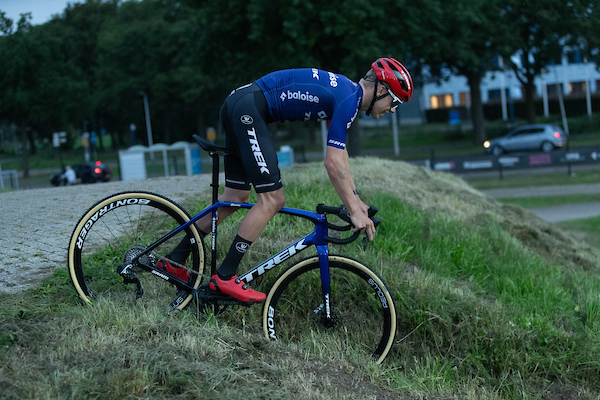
left=376, top=83, right=388, bottom=97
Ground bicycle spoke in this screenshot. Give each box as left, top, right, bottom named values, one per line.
left=264, top=256, right=396, bottom=364
left=68, top=192, right=204, bottom=310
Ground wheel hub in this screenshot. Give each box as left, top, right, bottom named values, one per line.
left=313, top=303, right=341, bottom=329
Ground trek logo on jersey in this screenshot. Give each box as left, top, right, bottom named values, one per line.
left=312, top=68, right=319, bottom=80
left=240, top=115, right=254, bottom=125
left=279, top=90, right=320, bottom=104
left=247, top=128, right=270, bottom=174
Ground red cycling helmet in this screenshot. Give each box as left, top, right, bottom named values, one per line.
left=372, top=58, right=413, bottom=103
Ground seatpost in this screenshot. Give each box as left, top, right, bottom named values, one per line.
left=209, top=151, right=220, bottom=275
left=210, top=151, right=220, bottom=204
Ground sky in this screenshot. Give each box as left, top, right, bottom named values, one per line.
left=0, top=0, right=73, bottom=25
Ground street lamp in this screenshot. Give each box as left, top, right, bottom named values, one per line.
left=139, top=91, right=154, bottom=159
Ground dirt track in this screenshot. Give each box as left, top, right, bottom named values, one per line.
left=0, top=174, right=211, bottom=293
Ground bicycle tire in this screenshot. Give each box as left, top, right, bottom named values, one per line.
left=68, top=191, right=205, bottom=310
left=263, top=255, right=396, bottom=364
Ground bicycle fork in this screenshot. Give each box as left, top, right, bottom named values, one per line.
left=316, top=244, right=335, bottom=327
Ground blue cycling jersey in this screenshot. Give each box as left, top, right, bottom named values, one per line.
left=256, top=68, right=363, bottom=150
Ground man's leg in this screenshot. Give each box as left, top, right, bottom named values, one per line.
left=216, top=188, right=285, bottom=276
left=210, top=188, right=285, bottom=302
left=236, top=188, right=286, bottom=242
left=159, top=187, right=250, bottom=275
left=194, top=186, right=251, bottom=235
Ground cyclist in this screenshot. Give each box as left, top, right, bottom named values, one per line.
left=159, top=57, right=413, bottom=303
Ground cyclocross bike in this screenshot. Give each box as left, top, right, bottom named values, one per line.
left=67, top=134, right=397, bottom=364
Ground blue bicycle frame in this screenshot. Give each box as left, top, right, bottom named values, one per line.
left=140, top=200, right=336, bottom=310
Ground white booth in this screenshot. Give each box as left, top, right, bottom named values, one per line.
left=118, top=141, right=202, bottom=181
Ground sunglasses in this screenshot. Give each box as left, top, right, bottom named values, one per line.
left=387, top=88, right=403, bottom=110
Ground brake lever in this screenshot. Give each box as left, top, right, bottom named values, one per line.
left=361, top=215, right=380, bottom=251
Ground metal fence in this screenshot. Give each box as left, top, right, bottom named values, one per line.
left=0, top=169, right=19, bottom=190
left=422, top=145, right=600, bottom=177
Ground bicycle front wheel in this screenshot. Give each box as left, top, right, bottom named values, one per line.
left=263, top=255, right=396, bottom=364
left=68, top=191, right=205, bottom=310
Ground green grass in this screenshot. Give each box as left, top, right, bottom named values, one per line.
left=497, top=194, right=600, bottom=208
left=465, top=169, right=600, bottom=190
left=558, top=216, right=600, bottom=250
left=2, top=158, right=600, bottom=399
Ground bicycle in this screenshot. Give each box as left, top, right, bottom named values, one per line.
left=67, top=135, right=397, bottom=364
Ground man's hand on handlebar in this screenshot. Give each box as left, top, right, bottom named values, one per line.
left=318, top=203, right=379, bottom=246
left=350, top=210, right=376, bottom=242
left=357, top=198, right=370, bottom=216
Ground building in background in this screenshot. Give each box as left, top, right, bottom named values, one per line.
left=422, top=50, right=600, bottom=122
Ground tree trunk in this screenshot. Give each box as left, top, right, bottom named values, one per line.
left=27, top=127, right=36, bottom=155
left=20, top=127, right=30, bottom=178
left=522, top=52, right=537, bottom=124
left=524, top=76, right=537, bottom=124
left=111, top=128, right=119, bottom=150
left=196, top=109, right=205, bottom=139
left=466, top=72, right=486, bottom=145
left=96, top=115, right=105, bottom=152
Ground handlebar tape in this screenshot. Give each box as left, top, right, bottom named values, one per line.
left=317, top=203, right=380, bottom=245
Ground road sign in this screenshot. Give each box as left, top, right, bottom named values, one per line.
left=52, top=132, right=67, bottom=148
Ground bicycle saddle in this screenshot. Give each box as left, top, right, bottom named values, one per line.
left=193, top=134, right=232, bottom=155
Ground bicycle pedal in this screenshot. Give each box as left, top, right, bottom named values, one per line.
left=209, top=295, right=256, bottom=307
left=199, top=286, right=258, bottom=307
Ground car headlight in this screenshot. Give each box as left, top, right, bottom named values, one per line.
left=483, top=141, right=490, bottom=149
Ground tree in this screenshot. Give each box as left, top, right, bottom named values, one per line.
left=0, top=13, right=90, bottom=175
left=0, top=10, right=13, bottom=35
left=573, top=1, right=600, bottom=77
left=50, top=0, right=119, bottom=150
left=1, top=0, right=407, bottom=156
left=497, top=0, right=594, bottom=123
left=95, top=0, right=211, bottom=144
left=403, top=0, right=503, bottom=145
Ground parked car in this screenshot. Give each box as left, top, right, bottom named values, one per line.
left=50, top=161, right=112, bottom=186
left=483, top=124, right=568, bottom=156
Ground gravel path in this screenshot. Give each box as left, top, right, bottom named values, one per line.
left=480, top=183, right=600, bottom=199
left=481, top=184, right=600, bottom=222
left=0, top=174, right=212, bottom=293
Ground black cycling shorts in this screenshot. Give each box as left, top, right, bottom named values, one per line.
left=219, top=82, right=282, bottom=193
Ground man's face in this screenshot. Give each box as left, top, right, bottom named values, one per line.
left=370, top=90, right=397, bottom=119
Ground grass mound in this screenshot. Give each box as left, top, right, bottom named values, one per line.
left=1, top=157, right=600, bottom=399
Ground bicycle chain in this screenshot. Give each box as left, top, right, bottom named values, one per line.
left=123, top=245, right=211, bottom=280
left=159, top=257, right=211, bottom=280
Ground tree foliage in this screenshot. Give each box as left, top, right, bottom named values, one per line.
left=403, top=0, right=509, bottom=144
left=0, top=0, right=598, bottom=150
left=497, top=0, right=593, bottom=123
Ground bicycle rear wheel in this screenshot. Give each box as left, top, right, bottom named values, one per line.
left=263, top=255, right=396, bottom=364
left=68, top=191, right=204, bottom=310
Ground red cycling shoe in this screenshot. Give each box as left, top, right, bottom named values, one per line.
left=209, top=274, right=266, bottom=303
left=157, top=259, right=190, bottom=281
